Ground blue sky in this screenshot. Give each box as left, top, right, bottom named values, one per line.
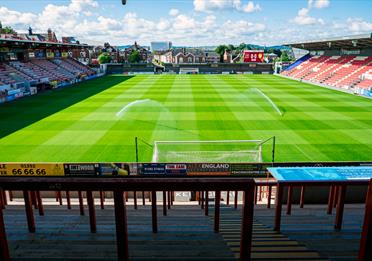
left=1, top=0, right=371, bottom=46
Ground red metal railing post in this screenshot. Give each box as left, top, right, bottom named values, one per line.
left=99, top=191, right=104, bottom=210
left=8, top=191, right=13, bottom=202
left=167, top=191, right=171, bottom=209
left=86, top=191, right=96, bottom=233
left=287, top=186, right=293, bottom=215
left=327, top=185, right=335, bottom=214
left=300, top=186, right=305, bottom=208
left=31, top=191, right=38, bottom=210
left=133, top=191, right=137, bottom=210
left=214, top=191, right=221, bottom=233
left=234, top=190, right=238, bottom=209
left=23, top=190, right=35, bottom=233
left=78, top=191, right=84, bottom=216
left=66, top=191, right=71, bottom=210
left=240, top=187, right=255, bottom=261
left=274, top=183, right=284, bottom=231
left=151, top=191, right=158, bottom=233
left=114, top=190, right=129, bottom=261
left=36, top=191, right=44, bottom=216
left=57, top=191, right=63, bottom=205
left=334, top=185, right=347, bottom=231
left=201, top=191, right=204, bottom=209
left=162, top=191, right=167, bottom=216
left=267, top=185, right=272, bottom=209
left=205, top=191, right=209, bottom=216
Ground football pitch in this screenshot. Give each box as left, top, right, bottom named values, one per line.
left=0, top=74, right=371, bottom=163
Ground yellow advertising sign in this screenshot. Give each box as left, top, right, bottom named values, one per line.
left=46, top=52, right=55, bottom=58
left=0, top=163, right=64, bottom=176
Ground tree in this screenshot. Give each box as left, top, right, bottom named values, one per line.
left=215, top=45, right=228, bottom=62
left=128, top=50, right=141, bottom=63
left=0, top=22, right=16, bottom=34
left=237, top=43, right=246, bottom=51
left=280, top=51, right=291, bottom=62
left=227, top=44, right=235, bottom=51
left=273, top=49, right=282, bottom=57
left=97, top=52, right=112, bottom=64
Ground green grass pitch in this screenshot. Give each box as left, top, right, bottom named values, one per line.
left=0, top=74, right=371, bottom=163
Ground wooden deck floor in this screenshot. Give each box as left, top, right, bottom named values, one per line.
left=253, top=204, right=364, bottom=261
left=2, top=198, right=365, bottom=260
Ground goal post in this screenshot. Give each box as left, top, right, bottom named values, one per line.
left=179, top=68, right=199, bottom=74
left=152, top=140, right=264, bottom=163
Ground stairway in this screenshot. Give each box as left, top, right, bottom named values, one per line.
left=209, top=205, right=328, bottom=260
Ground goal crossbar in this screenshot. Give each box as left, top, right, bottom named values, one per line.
left=152, top=139, right=263, bottom=163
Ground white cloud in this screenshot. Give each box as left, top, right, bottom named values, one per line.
left=0, top=7, right=37, bottom=25
left=242, top=1, right=261, bottom=13
left=292, top=8, right=323, bottom=25
left=221, top=20, right=265, bottom=37
left=313, top=0, right=330, bottom=9
left=169, top=9, right=179, bottom=16
left=0, top=0, right=267, bottom=46
left=173, top=15, right=197, bottom=30
left=193, top=0, right=261, bottom=13
left=347, top=18, right=372, bottom=33
left=292, top=0, right=328, bottom=26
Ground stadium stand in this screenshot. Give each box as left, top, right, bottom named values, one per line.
left=283, top=55, right=372, bottom=91
left=6, top=58, right=95, bottom=83
left=282, top=34, right=372, bottom=97
left=0, top=32, right=99, bottom=104
left=63, top=58, right=96, bottom=76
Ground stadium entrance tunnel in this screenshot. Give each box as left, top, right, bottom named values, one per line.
left=0, top=75, right=133, bottom=140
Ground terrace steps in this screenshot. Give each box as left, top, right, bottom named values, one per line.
left=3, top=198, right=328, bottom=260
left=208, top=205, right=328, bottom=260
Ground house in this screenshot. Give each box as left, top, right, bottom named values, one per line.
left=123, top=42, right=152, bottom=63
left=172, top=48, right=196, bottom=64
left=171, top=48, right=206, bottom=64
left=223, top=50, right=232, bottom=63
left=153, top=48, right=219, bottom=65
left=18, top=27, right=58, bottom=42
left=91, top=43, right=121, bottom=63
left=152, top=50, right=173, bottom=64
left=204, top=51, right=219, bottom=64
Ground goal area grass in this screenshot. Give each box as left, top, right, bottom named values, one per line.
left=0, top=74, right=371, bottom=163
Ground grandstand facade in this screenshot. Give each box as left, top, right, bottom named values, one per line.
left=281, top=33, right=372, bottom=98
left=0, top=37, right=98, bottom=104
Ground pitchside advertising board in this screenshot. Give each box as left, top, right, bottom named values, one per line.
left=243, top=50, right=264, bottom=63
left=0, top=162, right=370, bottom=178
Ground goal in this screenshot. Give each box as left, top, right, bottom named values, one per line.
left=152, top=140, right=263, bottom=163
left=179, top=68, right=199, bottom=74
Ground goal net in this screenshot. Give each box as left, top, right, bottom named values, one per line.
left=152, top=140, right=263, bottom=163
left=179, top=68, right=199, bottom=74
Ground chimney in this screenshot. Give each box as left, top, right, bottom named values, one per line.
left=47, top=28, right=53, bottom=41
